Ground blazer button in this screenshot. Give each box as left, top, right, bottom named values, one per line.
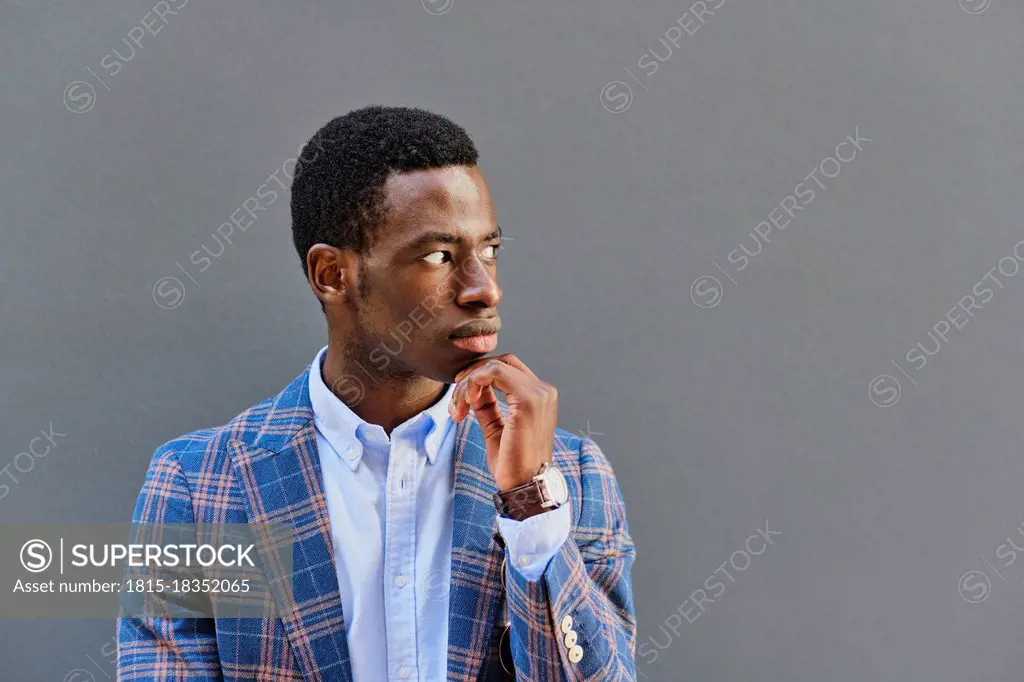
left=568, top=645, right=584, bottom=663
left=560, top=615, right=573, bottom=633
left=564, top=630, right=578, bottom=648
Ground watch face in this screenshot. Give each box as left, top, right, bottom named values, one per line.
left=541, top=466, right=569, bottom=505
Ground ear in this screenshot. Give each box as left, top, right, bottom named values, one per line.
left=306, top=244, right=358, bottom=307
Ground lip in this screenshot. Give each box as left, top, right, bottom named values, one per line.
left=449, top=318, right=501, bottom=339
left=450, top=333, right=498, bottom=353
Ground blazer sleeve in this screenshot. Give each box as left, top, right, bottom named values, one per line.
left=116, top=445, right=224, bottom=681
left=504, top=437, right=637, bottom=681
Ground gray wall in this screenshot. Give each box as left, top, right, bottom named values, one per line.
left=2, top=0, right=1023, bottom=679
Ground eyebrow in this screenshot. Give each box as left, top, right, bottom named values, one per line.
left=404, top=224, right=502, bottom=251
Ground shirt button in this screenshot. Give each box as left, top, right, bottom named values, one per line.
left=398, top=666, right=410, bottom=678
left=518, top=554, right=532, bottom=568
left=394, top=575, right=407, bottom=588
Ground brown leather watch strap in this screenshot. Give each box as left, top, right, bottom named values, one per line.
left=493, top=476, right=550, bottom=520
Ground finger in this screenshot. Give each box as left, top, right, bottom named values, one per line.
left=451, top=361, right=529, bottom=421
left=452, top=359, right=525, bottom=414
left=454, top=353, right=536, bottom=383
left=468, top=384, right=505, bottom=450
left=451, top=360, right=497, bottom=416
left=452, top=366, right=491, bottom=421
left=491, top=353, right=537, bottom=380
left=459, top=381, right=486, bottom=419
left=454, top=356, right=499, bottom=383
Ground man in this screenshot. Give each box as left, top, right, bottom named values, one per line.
left=117, top=105, right=636, bottom=681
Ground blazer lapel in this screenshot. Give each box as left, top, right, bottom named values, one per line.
left=228, top=368, right=353, bottom=682
left=447, top=414, right=506, bottom=681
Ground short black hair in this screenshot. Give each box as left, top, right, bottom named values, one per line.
left=290, top=105, right=480, bottom=307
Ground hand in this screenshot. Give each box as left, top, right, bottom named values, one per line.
left=449, top=354, right=558, bottom=492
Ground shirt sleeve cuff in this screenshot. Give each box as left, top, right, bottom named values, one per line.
left=496, top=502, right=571, bottom=581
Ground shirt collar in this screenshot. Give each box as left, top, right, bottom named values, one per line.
left=307, top=345, right=455, bottom=471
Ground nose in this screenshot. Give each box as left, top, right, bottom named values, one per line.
left=453, top=256, right=502, bottom=309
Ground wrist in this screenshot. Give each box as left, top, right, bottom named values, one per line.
left=492, top=462, right=569, bottom=521
left=496, top=463, right=545, bottom=492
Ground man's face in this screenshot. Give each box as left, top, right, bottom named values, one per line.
left=348, top=164, right=503, bottom=383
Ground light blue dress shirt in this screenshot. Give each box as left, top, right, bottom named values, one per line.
left=308, top=346, right=571, bottom=682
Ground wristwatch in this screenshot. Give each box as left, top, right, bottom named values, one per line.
left=492, top=462, right=569, bottom=520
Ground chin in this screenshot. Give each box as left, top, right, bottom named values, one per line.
left=432, top=356, right=479, bottom=384
left=414, top=346, right=488, bottom=384
left=432, top=364, right=464, bottom=384
left=401, top=355, right=457, bottom=384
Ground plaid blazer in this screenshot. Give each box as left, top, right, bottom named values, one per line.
left=117, top=365, right=637, bottom=681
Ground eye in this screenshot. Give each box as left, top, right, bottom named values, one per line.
left=482, top=243, right=501, bottom=259
left=422, top=250, right=452, bottom=265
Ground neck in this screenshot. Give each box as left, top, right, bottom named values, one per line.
left=319, top=339, right=448, bottom=436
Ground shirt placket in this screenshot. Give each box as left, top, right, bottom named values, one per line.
left=383, top=428, right=419, bottom=681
